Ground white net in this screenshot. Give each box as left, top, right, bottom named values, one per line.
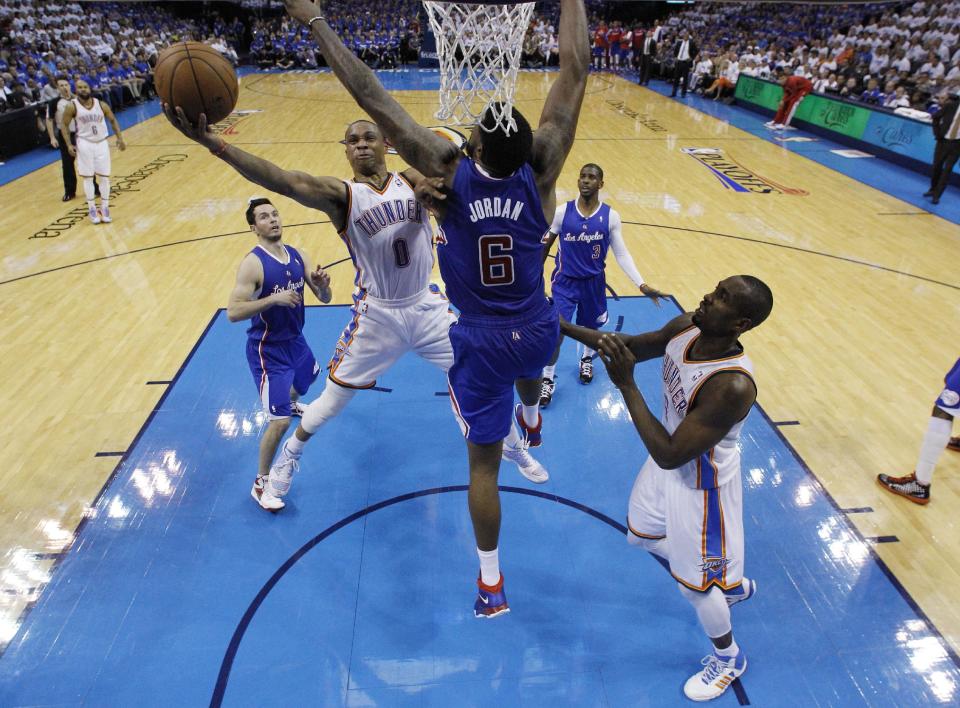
left=423, top=1, right=536, bottom=134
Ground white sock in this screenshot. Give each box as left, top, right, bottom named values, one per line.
left=83, top=177, right=96, bottom=207
left=915, top=416, right=953, bottom=484
left=680, top=585, right=732, bottom=640
left=97, top=176, right=110, bottom=207
left=300, top=382, right=356, bottom=435
left=543, top=365, right=556, bottom=379
left=503, top=422, right=522, bottom=450
left=521, top=403, right=539, bottom=429
left=284, top=435, right=305, bottom=457
left=582, top=346, right=596, bottom=360
left=478, top=547, right=500, bottom=586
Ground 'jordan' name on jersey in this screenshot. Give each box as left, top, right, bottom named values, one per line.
left=662, top=352, right=687, bottom=417
left=468, top=196, right=526, bottom=223
left=353, top=198, right=423, bottom=238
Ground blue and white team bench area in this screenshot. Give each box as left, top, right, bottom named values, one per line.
left=0, top=296, right=957, bottom=706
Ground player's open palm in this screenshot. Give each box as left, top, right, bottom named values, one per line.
left=640, top=283, right=669, bottom=307
left=597, top=334, right=637, bottom=388
left=271, top=289, right=302, bottom=308
left=162, top=103, right=219, bottom=150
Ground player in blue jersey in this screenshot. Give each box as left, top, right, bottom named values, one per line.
left=877, top=356, right=960, bottom=505
left=540, top=163, right=668, bottom=405
left=227, top=198, right=332, bottom=509
left=283, top=0, right=589, bottom=616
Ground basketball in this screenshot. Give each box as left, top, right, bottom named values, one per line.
left=154, top=41, right=239, bottom=125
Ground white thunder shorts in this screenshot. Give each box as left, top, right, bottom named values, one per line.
left=327, top=285, right=456, bottom=389
left=76, top=137, right=111, bottom=178
left=627, top=456, right=745, bottom=592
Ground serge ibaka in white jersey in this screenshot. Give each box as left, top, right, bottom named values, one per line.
left=338, top=172, right=433, bottom=301
left=660, top=325, right=754, bottom=490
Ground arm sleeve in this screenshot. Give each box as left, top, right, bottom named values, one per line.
left=548, top=204, right=565, bottom=234
left=608, top=209, right=645, bottom=288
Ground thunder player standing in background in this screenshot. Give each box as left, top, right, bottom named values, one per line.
left=61, top=78, right=125, bottom=224
left=562, top=275, right=773, bottom=701
left=227, top=198, right=331, bottom=509
left=281, top=0, right=589, bottom=615
left=540, top=163, right=667, bottom=406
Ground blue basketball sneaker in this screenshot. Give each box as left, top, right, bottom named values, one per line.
left=514, top=403, right=542, bottom=447
left=474, top=574, right=510, bottom=618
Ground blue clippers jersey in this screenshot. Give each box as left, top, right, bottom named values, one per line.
left=555, top=201, right=611, bottom=279
left=437, top=158, right=550, bottom=316
left=247, top=244, right=306, bottom=343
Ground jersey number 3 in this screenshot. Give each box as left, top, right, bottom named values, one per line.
left=478, top=234, right=515, bottom=286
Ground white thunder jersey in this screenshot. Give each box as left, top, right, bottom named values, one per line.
left=73, top=98, right=107, bottom=142
left=340, top=173, right=433, bottom=300
left=661, top=326, right=754, bottom=489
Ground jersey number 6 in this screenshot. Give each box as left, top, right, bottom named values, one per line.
left=478, top=234, right=515, bottom=287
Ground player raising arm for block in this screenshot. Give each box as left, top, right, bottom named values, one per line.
left=281, top=0, right=589, bottom=616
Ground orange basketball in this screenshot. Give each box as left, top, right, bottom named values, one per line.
left=155, top=41, right=239, bottom=125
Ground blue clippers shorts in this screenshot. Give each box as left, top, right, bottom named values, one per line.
left=246, top=334, right=319, bottom=419
left=551, top=272, right=609, bottom=329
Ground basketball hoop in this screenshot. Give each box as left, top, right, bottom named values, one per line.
left=422, top=1, right=536, bottom=134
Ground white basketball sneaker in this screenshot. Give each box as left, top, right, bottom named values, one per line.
left=683, top=651, right=747, bottom=702
left=251, top=474, right=284, bottom=511
left=89, top=206, right=101, bottom=224
left=502, top=440, right=549, bottom=483
left=725, top=577, right=756, bottom=607
left=267, top=442, right=300, bottom=497
left=100, top=205, right=112, bottom=223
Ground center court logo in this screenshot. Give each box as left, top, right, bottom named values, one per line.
left=681, top=147, right=808, bottom=195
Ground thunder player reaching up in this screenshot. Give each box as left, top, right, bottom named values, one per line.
left=281, top=0, right=589, bottom=615
left=163, top=112, right=547, bottom=510
left=227, top=198, right=331, bottom=500
left=540, top=163, right=668, bottom=406
left=562, top=275, right=772, bottom=701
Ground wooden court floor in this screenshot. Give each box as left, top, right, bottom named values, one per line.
left=0, top=70, right=958, bottom=655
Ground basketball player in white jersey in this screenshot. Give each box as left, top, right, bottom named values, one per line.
left=163, top=109, right=548, bottom=510
left=562, top=275, right=773, bottom=702
left=61, top=79, right=125, bottom=225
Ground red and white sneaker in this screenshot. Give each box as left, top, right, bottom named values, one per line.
left=251, top=474, right=284, bottom=511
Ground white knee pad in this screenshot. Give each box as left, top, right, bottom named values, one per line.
left=300, top=381, right=356, bottom=435
left=679, top=585, right=732, bottom=639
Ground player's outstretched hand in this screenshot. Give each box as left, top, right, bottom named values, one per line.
left=271, top=289, right=302, bottom=308
left=283, top=0, right=324, bottom=26
left=597, top=333, right=637, bottom=389
left=639, top=283, right=669, bottom=307
left=413, top=176, right=447, bottom=217
left=162, top=103, right=220, bottom=151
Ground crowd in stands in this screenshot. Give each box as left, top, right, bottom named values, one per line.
left=0, top=0, right=244, bottom=116
left=585, top=1, right=959, bottom=117
left=249, top=1, right=422, bottom=70
left=2, top=0, right=958, bottom=135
